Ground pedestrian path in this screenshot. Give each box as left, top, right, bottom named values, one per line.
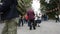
left=0, top=20, right=60, bottom=34
left=17, top=20, right=60, bottom=34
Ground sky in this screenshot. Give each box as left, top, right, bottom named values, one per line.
left=31, top=0, right=41, bottom=14
left=45, top=0, right=50, bottom=3
left=31, top=0, right=50, bottom=14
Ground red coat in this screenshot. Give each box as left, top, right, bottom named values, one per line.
left=25, top=15, right=28, bottom=20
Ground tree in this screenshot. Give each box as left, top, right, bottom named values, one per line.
left=40, top=0, right=60, bottom=19
left=17, top=0, right=32, bottom=16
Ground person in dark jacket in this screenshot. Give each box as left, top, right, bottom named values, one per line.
left=18, top=15, right=23, bottom=26
left=27, top=8, right=36, bottom=30
left=0, top=0, right=19, bottom=34
left=55, top=15, right=59, bottom=22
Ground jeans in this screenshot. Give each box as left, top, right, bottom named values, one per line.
left=29, top=19, right=36, bottom=30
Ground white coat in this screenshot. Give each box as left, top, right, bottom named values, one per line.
left=34, top=11, right=42, bottom=20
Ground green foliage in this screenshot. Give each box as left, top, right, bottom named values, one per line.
left=17, top=0, right=32, bottom=15
left=40, top=0, right=59, bottom=19
left=40, top=0, right=59, bottom=10
left=24, top=0, right=31, bottom=4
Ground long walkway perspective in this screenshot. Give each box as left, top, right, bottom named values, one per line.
left=0, top=20, right=60, bottom=34
left=17, top=20, right=60, bottom=34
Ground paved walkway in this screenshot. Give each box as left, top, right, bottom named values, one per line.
left=0, top=20, right=60, bottom=34
left=17, top=20, right=60, bottom=34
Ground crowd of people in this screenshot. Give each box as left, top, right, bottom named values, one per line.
left=17, top=8, right=49, bottom=30
left=0, top=0, right=60, bottom=34
left=17, top=8, right=60, bottom=30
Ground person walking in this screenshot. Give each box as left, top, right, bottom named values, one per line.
left=36, top=12, right=42, bottom=27
left=27, top=8, right=36, bottom=30
left=34, top=13, right=38, bottom=27
left=0, top=0, right=19, bottom=34
left=55, top=15, right=59, bottom=22
left=58, top=14, right=60, bottom=22
left=25, top=14, right=29, bottom=23
left=18, top=15, right=24, bottom=26
left=37, top=13, right=42, bottom=27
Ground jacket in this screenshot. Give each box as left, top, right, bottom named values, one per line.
left=27, top=9, right=35, bottom=20
left=0, top=0, right=19, bottom=20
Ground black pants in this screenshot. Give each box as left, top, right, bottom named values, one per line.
left=29, top=19, right=36, bottom=30
left=18, top=19, right=23, bottom=26
left=34, top=20, right=37, bottom=26
left=56, top=18, right=59, bottom=22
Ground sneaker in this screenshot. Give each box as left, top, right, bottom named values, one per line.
left=38, top=25, right=40, bottom=27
